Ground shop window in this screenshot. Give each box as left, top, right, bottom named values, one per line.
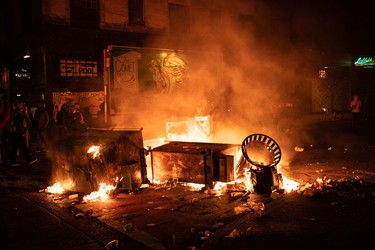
left=128, top=0, right=144, bottom=25
left=70, top=0, right=99, bottom=28
left=169, top=4, right=190, bottom=34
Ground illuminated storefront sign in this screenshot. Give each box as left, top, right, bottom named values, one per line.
left=354, top=57, right=374, bottom=67
left=60, top=59, right=98, bottom=77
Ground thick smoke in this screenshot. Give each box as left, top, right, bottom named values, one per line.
left=110, top=1, right=333, bottom=165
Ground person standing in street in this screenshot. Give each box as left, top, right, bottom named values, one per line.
left=34, top=99, right=50, bottom=152
left=23, top=103, right=33, bottom=148
left=350, top=94, right=362, bottom=124
left=0, top=94, right=11, bottom=163
left=69, top=103, right=85, bottom=135
left=8, top=101, right=37, bottom=166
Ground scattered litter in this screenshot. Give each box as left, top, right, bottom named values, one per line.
left=85, top=209, right=94, bottom=216
left=123, top=223, right=133, bottom=232
left=68, top=193, right=78, bottom=200
left=245, top=227, right=255, bottom=235
left=105, top=239, right=119, bottom=249
left=234, top=205, right=251, bottom=215
left=230, top=192, right=244, bottom=200
left=270, top=191, right=282, bottom=199
left=247, top=201, right=265, bottom=211
left=191, top=198, right=199, bottom=203
left=204, top=230, right=213, bottom=237
left=294, top=146, right=304, bottom=152
left=226, top=229, right=240, bottom=238
left=211, top=222, right=224, bottom=229
left=75, top=213, right=84, bottom=217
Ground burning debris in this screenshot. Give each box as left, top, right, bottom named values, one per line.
left=50, top=128, right=146, bottom=194
left=298, top=175, right=375, bottom=198
left=83, top=182, right=116, bottom=202
left=46, top=131, right=301, bottom=204
left=44, top=181, right=74, bottom=194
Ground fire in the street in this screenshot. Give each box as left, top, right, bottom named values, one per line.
left=83, top=182, right=116, bottom=202
left=87, top=145, right=101, bottom=158
left=166, top=116, right=211, bottom=142
left=281, top=175, right=300, bottom=192
left=213, top=181, right=229, bottom=195
left=185, top=182, right=206, bottom=191
left=45, top=181, right=73, bottom=194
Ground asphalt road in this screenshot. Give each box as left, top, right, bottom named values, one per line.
left=0, top=114, right=374, bottom=250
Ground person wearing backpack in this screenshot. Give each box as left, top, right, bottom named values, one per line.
left=8, top=101, right=37, bottom=166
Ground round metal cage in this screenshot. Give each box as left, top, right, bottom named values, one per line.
left=241, top=133, right=281, bottom=168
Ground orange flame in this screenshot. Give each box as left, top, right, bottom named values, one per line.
left=281, top=175, right=299, bottom=192
left=45, top=181, right=74, bottom=194
left=83, top=182, right=116, bottom=202
left=88, top=145, right=101, bottom=158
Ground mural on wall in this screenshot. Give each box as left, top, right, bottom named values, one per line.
left=52, top=91, right=105, bottom=120
left=149, top=52, right=186, bottom=94
left=109, top=46, right=190, bottom=113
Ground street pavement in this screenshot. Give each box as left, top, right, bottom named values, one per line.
left=0, top=113, right=375, bottom=250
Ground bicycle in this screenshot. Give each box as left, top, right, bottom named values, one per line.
left=321, top=107, right=342, bottom=121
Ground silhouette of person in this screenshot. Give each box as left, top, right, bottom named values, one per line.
left=350, top=94, right=362, bottom=124
left=8, top=102, right=37, bottom=166
left=34, top=100, right=50, bottom=152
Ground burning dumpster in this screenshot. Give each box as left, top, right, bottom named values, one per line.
left=51, top=128, right=147, bottom=193
left=150, top=141, right=242, bottom=187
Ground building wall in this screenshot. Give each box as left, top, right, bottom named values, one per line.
left=42, top=0, right=70, bottom=24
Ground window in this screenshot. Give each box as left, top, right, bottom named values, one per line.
left=70, top=0, right=99, bottom=28
left=169, top=4, right=190, bottom=34
left=128, top=0, right=144, bottom=25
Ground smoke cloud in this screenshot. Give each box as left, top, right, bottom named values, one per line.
left=109, top=1, right=340, bottom=166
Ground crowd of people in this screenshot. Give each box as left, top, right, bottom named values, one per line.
left=0, top=94, right=90, bottom=166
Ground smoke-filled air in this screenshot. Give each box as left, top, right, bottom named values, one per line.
left=108, top=0, right=344, bottom=166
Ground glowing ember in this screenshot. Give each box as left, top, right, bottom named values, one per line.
left=213, top=181, right=229, bottom=195
left=87, top=145, right=101, bottom=158
left=83, top=182, right=116, bottom=202
left=185, top=182, right=205, bottom=191
left=45, top=181, right=73, bottom=194
left=244, top=169, right=254, bottom=193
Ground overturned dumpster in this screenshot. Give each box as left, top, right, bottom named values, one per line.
left=150, top=141, right=243, bottom=187
left=51, top=128, right=147, bottom=193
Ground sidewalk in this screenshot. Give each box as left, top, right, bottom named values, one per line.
left=0, top=185, right=152, bottom=250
